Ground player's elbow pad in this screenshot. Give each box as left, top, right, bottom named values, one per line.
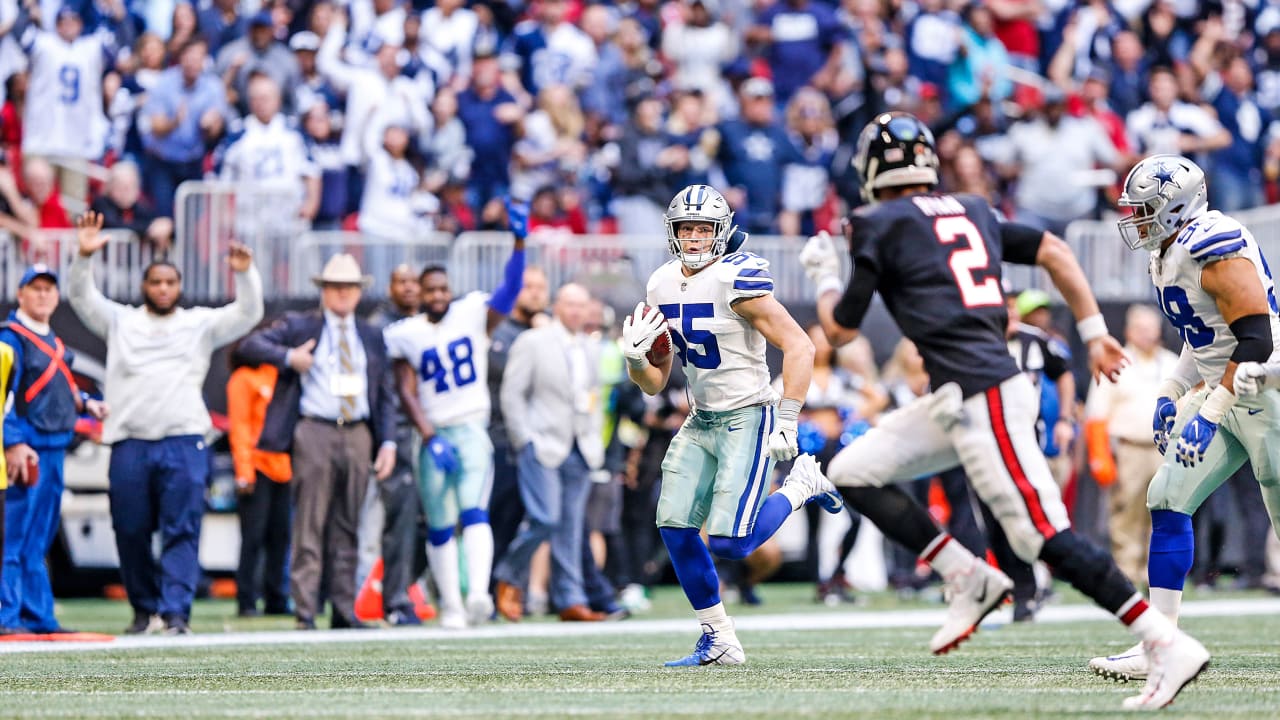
left=1229, top=314, right=1273, bottom=364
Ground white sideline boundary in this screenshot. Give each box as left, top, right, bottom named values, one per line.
left=1, top=597, right=1278, bottom=655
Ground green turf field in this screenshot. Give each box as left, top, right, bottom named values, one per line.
left=3, top=585, right=1277, bottom=718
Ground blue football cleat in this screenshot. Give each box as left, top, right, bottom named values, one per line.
left=664, top=623, right=745, bottom=667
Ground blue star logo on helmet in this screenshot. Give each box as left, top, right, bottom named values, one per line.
left=1151, top=162, right=1180, bottom=192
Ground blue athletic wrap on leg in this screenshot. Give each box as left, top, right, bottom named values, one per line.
left=707, top=494, right=792, bottom=560
left=659, top=526, right=720, bottom=610
left=428, top=527, right=455, bottom=547
left=1148, top=509, right=1194, bottom=591
left=487, top=248, right=526, bottom=315
left=459, top=508, right=489, bottom=527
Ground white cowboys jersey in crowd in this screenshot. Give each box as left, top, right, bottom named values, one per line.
left=219, top=115, right=319, bottom=195
left=1150, top=210, right=1280, bottom=385
left=385, top=291, right=492, bottom=427
left=21, top=25, right=109, bottom=159
left=645, top=251, right=777, bottom=412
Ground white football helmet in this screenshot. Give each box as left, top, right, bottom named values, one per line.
left=665, top=185, right=737, bottom=270
left=1117, top=154, right=1208, bottom=251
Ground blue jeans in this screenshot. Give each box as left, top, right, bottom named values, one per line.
left=0, top=448, right=65, bottom=631
left=1210, top=168, right=1264, bottom=213
left=142, top=153, right=204, bottom=219
left=494, top=443, right=591, bottom=609
left=108, top=436, right=210, bottom=620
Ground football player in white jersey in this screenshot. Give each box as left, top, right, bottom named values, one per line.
left=1088, top=155, right=1280, bottom=691
left=384, top=203, right=528, bottom=629
left=622, top=185, right=843, bottom=666
left=18, top=5, right=113, bottom=201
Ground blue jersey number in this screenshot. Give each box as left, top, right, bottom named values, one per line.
left=418, top=337, right=477, bottom=393
left=657, top=302, right=722, bottom=370
left=58, top=65, right=80, bottom=104
left=1259, top=252, right=1279, bottom=314
left=1158, top=286, right=1215, bottom=349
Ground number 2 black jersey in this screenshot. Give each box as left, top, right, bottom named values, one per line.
left=833, top=192, right=1043, bottom=398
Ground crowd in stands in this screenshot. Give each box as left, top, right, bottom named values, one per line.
left=3, top=0, right=1280, bottom=260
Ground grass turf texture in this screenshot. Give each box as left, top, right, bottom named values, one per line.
left=4, top=585, right=1278, bottom=718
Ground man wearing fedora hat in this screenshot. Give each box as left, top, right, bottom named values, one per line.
left=239, top=253, right=398, bottom=630
left=68, top=211, right=263, bottom=635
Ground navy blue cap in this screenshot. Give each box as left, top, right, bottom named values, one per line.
left=19, top=264, right=58, bottom=288
left=56, top=5, right=81, bottom=21
left=250, top=10, right=273, bottom=28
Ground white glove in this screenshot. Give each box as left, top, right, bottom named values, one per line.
left=621, top=302, right=666, bottom=370
left=768, top=398, right=802, bottom=462
left=1233, top=361, right=1279, bottom=397
left=800, top=231, right=840, bottom=285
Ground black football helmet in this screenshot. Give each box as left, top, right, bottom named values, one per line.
left=852, top=112, right=940, bottom=204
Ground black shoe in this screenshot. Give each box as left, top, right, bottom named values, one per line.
left=295, top=616, right=316, bottom=630
left=330, top=614, right=372, bottom=630
left=237, top=607, right=263, bottom=618
left=1012, top=597, right=1039, bottom=623
left=162, top=615, right=192, bottom=635
left=124, top=612, right=162, bottom=635
left=386, top=608, right=422, bottom=626
left=263, top=604, right=293, bottom=616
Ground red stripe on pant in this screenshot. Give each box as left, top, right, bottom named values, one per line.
left=984, top=385, right=1058, bottom=540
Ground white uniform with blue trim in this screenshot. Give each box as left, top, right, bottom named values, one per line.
left=384, top=292, right=494, bottom=529
left=646, top=251, right=780, bottom=537
left=1146, top=210, right=1280, bottom=529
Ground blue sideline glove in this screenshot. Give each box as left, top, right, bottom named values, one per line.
left=504, top=197, right=529, bottom=241
left=1174, top=414, right=1217, bottom=468
left=1152, top=397, right=1177, bottom=455
left=427, top=436, right=461, bottom=475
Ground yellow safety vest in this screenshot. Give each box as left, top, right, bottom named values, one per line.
left=0, top=341, right=12, bottom=488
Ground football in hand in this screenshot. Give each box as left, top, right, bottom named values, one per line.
left=642, top=305, right=673, bottom=365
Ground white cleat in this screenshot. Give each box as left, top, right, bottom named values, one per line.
left=782, top=454, right=844, bottom=514
left=930, top=560, right=1013, bottom=655
left=1089, top=642, right=1149, bottom=682
left=1121, top=629, right=1209, bottom=710
left=466, top=594, right=495, bottom=626
left=438, top=606, right=468, bottom=630
left=664, top=623, right=746, bottom=667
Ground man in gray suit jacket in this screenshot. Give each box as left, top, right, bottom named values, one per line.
left=494, top=283, right=607, bottom=622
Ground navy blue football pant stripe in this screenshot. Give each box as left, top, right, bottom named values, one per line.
left=109, top=436, right=210, bottom=620
left=0, top=449, right=65, bottom=630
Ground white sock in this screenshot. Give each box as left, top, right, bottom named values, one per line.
left=922, top=535, right=975, bottom=578
left=462, top=523, right=494, bottom=602
left=426, top=537, right=464, bottom=613
left=1149, top=587, right=1182, bottom=626
left=777, top=483, right=808, bottom=512
left=695, top=602, right=735, bottom=636
left=1121, top=594, right=1175, bottom=644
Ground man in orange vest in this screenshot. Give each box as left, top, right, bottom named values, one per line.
left=0, top=265, right=108, bottom=633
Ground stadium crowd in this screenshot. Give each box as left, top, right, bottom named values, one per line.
left=3, top=0, right=1280, bottom=634
left=4, top=0, right=1280, bottom=256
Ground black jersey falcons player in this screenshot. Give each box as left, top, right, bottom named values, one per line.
left=800, top=112, right=1209, bottom=711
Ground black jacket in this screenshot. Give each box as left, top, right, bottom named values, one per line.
left=238, top=310, right=396, bottom=457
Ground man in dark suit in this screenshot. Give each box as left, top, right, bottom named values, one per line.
left=240, top=253, right=397, bottom=630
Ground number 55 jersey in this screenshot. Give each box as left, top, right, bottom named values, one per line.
left=1149, top=210, right=1280, bottom=386
left=384, top=292, right=492, bottom=427
left=645, top=251, right=778, bottom=412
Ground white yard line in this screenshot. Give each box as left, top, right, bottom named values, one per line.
left=3, top=597, right=1278, bottom=655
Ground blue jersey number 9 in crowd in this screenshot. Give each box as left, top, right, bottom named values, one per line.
left=657, top=302, right=722, bottom=370
left=419, top=337, right=477, bottom=392
left=1158, top=286, right=1214, bottom=349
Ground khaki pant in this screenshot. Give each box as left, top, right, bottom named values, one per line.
left=1109, top=440, right=1164, bottom=587
left=290, top=418, right=373, bottom=623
